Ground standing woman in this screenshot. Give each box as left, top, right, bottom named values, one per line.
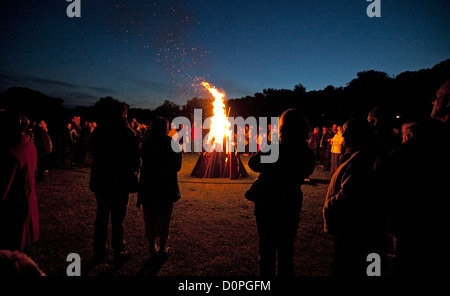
left=330, top=126, right=344, bottom=175
left=138, top=117, right=182, bottom=260
left=0, top=111, right=39, bottom=251
left=246, top=109, right=316, bottom=276
left=89, top=100, right=141, bottom=263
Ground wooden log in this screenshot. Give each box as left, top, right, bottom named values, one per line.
left=191, top=151, right=248, bottom=179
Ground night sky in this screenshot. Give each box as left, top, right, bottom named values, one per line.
left=1, top=0, right=449, bottom=109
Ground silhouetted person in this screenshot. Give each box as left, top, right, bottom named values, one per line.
left=89, top=100, right=140, bottom=263
left=71, top=116, right=82, bottom=164
left=377, top=79, right=450, bottom=277
left=367, top=106, right=399, bottom=160
left=401, top=122, right=421, bottom=145
left=137, top=117, right=182, bottom=261
left=247, top=109, right=315, bottom=276
left=34, top=120, right=52, bottom=181
left=319, top=126, right=333, bottom=170
left=62, top=123, right=76, bottom=169
left=307, top=127, right=321, bottom=161
left=0, top=110, right=39, bottom=251
left=80, top=121, right=91, bottom=167
left=330, top=126, right=344, bottom=175
left=431, top=79, right=450, bottom=124
left=323, top=118, right=385, bottom=276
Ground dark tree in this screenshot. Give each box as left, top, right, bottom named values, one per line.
left=154, top=100, right=181, bottom=122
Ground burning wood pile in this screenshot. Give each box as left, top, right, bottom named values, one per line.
left=190, top=82, right=248, bottom=179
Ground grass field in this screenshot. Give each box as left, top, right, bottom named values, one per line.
left=28, top=153, right=334, bottom=276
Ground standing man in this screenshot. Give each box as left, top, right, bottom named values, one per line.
left=319, top=126, right=333, bottom=170
left=376, top=79, right=450, bottom=276
left=323, top=119, right=383, bottom=276
left=89, top=99, right=141, bottom=264
left=34, top=120, right=52, bottom=181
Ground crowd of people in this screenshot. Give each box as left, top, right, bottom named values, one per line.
left=23, top=115, right=150, bottom=174
left=248, top=79, right=450, bottom=277
left=0, top=79, right=449, bottom=277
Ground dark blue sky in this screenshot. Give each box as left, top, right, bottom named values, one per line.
left=1, top=0, right=449, bottom=109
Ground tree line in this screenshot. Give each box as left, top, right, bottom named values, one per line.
left=1, top=59, right=449, bottom=134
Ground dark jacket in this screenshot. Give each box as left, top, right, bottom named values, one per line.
left=34, top=127, right=52, bottom=157
left=0, top=135, right=39, bottom=250
left=89, top=125, right=141, bottom=195
left=376, top=119, right=450, bottom=275
left=320, top=132, right=333, bottom=149
left=248, top=141, right=315, bottom=217
left=138, top=133, right=182, bottom=207
left=323, top=151, right=378, bottom=236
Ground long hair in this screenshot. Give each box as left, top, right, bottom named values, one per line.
left=278, top=108, right=310, bottom=144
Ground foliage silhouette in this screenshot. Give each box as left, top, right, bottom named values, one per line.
left=1, top=59, right=449, bottom=131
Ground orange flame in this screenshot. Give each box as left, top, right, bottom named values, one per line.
left=201, top=81, right=231, bottom=151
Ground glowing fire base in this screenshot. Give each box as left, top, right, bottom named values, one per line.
left=192, top=81, right=247, bottom=179
left=191, top=151, right=248, bottom=180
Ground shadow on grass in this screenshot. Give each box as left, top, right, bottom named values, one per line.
left=81, top=253, right=134, bottom=276
left=136, top=256, right=168, bottom=277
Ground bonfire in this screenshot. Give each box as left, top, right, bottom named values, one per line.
left=191, top=82, right=248, bottom=179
